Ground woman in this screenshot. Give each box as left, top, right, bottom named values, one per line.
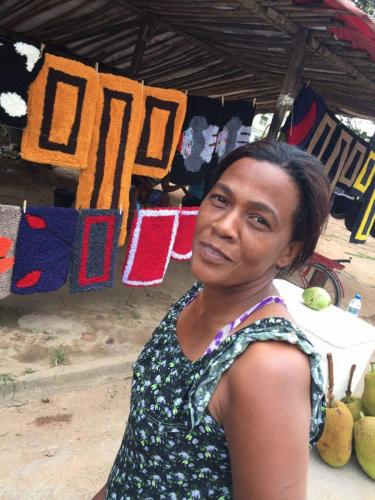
left=93, top=139, right=329, bottom=500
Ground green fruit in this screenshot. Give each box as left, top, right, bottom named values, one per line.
left=342, top=397, right=366, bottom=423
left=302, top=287, right=331, bottom=311
left=362, top=363, right=375, bottom=417
left=317, top=401, right=353, bottom=467
left=354, top=414, right=375, bottom=479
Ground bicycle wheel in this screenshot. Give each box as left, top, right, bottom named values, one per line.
left=279, top=262, right=342, bottom=307
left=310, top=263, right=342, bottom=307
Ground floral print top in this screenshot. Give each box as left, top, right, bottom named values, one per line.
left=106, top=283, right=326, bottom=499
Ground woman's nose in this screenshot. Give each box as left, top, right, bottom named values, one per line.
left=211, top=209, right=239, bottom=240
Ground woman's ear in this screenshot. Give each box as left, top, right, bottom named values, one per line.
left=276, top=241, right=304, bottom=269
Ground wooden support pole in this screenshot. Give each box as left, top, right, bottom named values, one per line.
left=129, top=22, right=153, bottom=78
left=268, top=28, right=308, bottom=139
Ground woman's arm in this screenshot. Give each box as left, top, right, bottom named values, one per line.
left=221, top=341, right=311, bottom=500
left=91, top=484, right=106, bottom=500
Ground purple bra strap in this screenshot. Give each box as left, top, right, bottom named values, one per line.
left=204, top=295, right=286, bottom=355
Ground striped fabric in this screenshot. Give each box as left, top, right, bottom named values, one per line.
left=75, top=72, right=144, bottom=244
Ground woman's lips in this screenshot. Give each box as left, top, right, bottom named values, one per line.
left=199, top=242, right=231, bottom=263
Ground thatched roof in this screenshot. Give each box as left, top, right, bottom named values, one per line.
left=1, top=0, right=374, bottom=119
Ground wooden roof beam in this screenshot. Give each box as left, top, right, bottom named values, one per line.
left=239, top=0, right=375, bottom=92
left=33, top=0, right=97, bottom=38
left=119, top=0, right=280, bottom=92
left=129, top=21, right=154, bottom=78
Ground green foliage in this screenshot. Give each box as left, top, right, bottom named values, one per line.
left=353, top=0, right=375, bottom=18
left=50, top=345, right=69, bottom=366
left=0, top=373, right=16, bottom=397
left=341, top=117, right=372, bottom=142
left=22, top=368, right=36, bottom=375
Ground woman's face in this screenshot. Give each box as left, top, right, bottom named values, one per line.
left=191, top=157, right=302, bottom=287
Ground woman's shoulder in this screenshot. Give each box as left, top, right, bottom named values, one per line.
left=218, top=328, right=313, bottom=430
left=228, top=334, right=311, bottom=388
left=237, top=315, right=316, bottom=352
left=224, top=315, right=321, bottom=393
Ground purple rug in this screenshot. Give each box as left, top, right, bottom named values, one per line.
left=12, top=206, right=78, bottom=294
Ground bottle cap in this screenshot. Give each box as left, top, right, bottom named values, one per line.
left=355, top=293, right=361, bottom=299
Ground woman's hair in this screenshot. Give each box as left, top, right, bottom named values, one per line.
left=209, top=138, right=331, bottom=271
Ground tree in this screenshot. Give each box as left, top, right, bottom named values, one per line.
left=353, top=0, right=375, bottom=18
left=341, top=117, right=373, bottom=142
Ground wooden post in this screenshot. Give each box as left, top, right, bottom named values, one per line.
left=129, top=22, right=153, bottom=79
left=268, top=28, right=308, bottom=139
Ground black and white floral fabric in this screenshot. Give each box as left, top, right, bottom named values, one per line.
left=106, top=283, right=326, bottom=499
left=0, top=37, right=42, bottom=128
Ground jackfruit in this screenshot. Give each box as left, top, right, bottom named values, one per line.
left=345, top=398, right=366, bottom=422
left=317, top=353, right=353, bottom=467
left=341, top=364, right=366, bottom=422
left=317, top=401, right=353, bottom=467
left=354, top=413, right=375, bottom=480
left=302, top=287, right=331, bottom=311
left=362, top=362, right=375, bottom=417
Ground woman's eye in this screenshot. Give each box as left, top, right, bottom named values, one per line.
left=210, top=194, right=227, bottom=206
left=249, top=215, right=269, bottom=227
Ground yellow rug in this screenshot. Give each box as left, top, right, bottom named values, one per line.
left=350, top=177, right=375, bottom=244
left=132, top=85, right=187, bottom=179
left=75, top=72, right=144, bottom=244
left=21, top=53, right=99, bottom=169
left=352, top=149, right=375, bottom=196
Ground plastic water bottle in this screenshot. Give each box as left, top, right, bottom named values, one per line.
left=347, top=293, right=362, bottom=317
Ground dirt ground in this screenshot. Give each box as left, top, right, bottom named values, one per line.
left=0, top=158, right=375, bottom=499
left=0, top=158, right=374, bottom=379
left=0, top=378, right=132, bottom=499
left=315, top=218, right=375, bottom=324
left=2, top=376, right=374, bottom=500
left=0, top=158, right=196, bottom=379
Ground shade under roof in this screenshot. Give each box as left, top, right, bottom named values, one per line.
left=1, top=0, right=374, bottom=119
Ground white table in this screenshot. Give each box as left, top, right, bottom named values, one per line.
left=274, top=279, right=375, bottom=398
left=308, top=448, right=375, bottom=499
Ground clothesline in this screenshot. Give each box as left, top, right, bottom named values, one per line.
left=0, top=204, right=198, bottom=299
left=2, top=32, right=258, bottom=106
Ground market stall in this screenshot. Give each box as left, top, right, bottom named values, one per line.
left=0, top=0, right=375, bottom=493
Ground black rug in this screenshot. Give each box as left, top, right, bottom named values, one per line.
left=0, top=37, right=42, bottom=128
